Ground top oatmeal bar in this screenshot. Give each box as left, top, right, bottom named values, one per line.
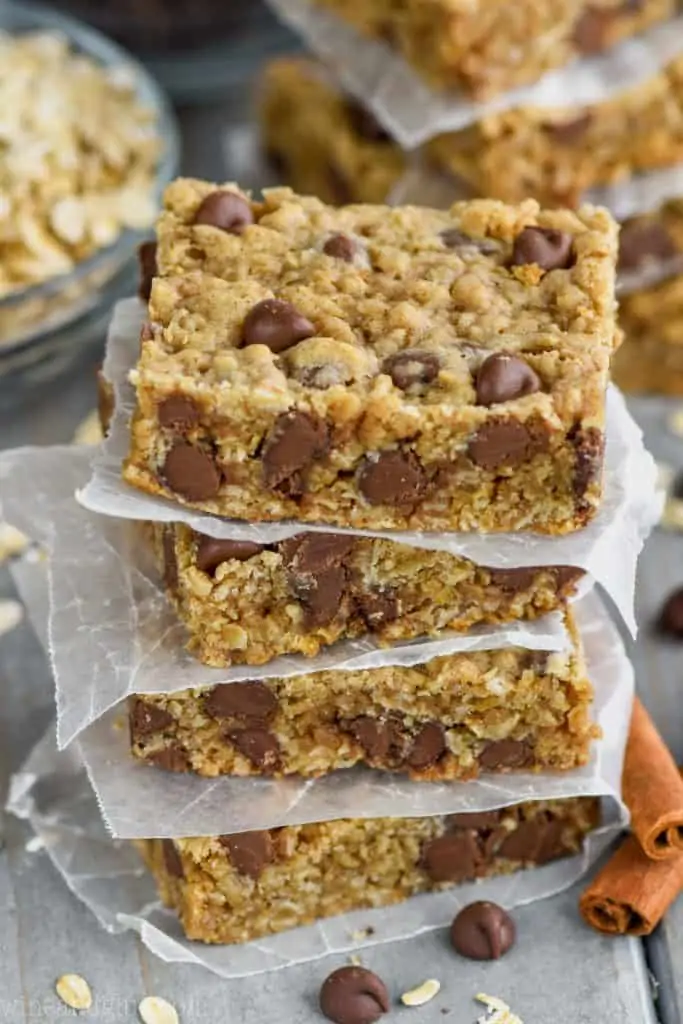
left=124, top=179, right=619, bottom=534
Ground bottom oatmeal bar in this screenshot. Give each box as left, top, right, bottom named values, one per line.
left=137, top=798, right=600, bottom=944
left=129, top=610, right=597, bottom=780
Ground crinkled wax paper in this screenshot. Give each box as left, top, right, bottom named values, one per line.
left=0, top=444, right=571, bottom=750
left=6, top=723, right=625, bottom=979
left=78, top=300, right=662, bottom=634
left=265, top=0, right=683, bottom=147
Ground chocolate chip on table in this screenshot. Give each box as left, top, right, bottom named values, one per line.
left=162, top=441, right=221, bottom=502
left=242, top=298, right=315, bottom=353
left=657, top=587, right=683, bottom=637
left=157, top=394, right=200, bottom=430
left=618, top=221, right=676, bottom=272
left=148, top=744, right=190, bottom=772
left=406, top=722, right=446, bottom=770
left=323, top=233, right=359, bottom=261
left=130, top=698, right=174, bottom=737
left=450, top=901, right=516, bottom=960
left=219, top=830, right=274, bottom=879
left=195, top=535, right=264, bottom=575
left=137, top=240, right=157, bottom=302
left=382, top=350, right=440, bottom=391
left=545, top=113, right=592, bottom=144
left=319, top=965, right=390, bottom=1024
left=355, top=589, right=400, bottom=629
left=280, top=533, right=355, bottom=574
left=421, top=830, right=482, bottom=883
left=358, top=450, right=426, bottom=509
left=162, top=839, right=185, bottom=879
left=570, top=426, right=604, bottom=502
left=193, top=190, right=254, bottom=234
left=227, top=727, right=281, bottom=772
left=205, top=682, right=278, bottom=723
left=262, top=411, right=329, bottom=491
left=475, top=353, right=541, bottom=406
left=511, top=227, right=574, bottom=271
left=440, top=228, right=499, bottom=255
left=161, top=526, right=178, bottom=592
left=468, top=419, right=550, bottom=470
left=479, top=738, right=532, bottom=770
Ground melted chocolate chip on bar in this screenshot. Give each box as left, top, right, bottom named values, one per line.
left=137, top=241, right=157, bottom=302
left=162, top=839, right=185, bottom=879
left=219, top=830, right=274, bottom=879
left=149, top=744, right=190, bottom=772
left=479, top=739, right=532, bottom=770
left=157, top=394, right=200, bottom=430
left=242, top=298, right=315, bottom=353
left=468, top=419, right=550, bottom=470
left=162, top=441, right=221, bottom=501
left=195, top=536, right=264, bottom=575
left=450, top=901, right=516, bottom=960
left=161, top=526, right=178, bottom=592
left=570, top=426, right=604, bottom=503
left=358, top=450, right=426, bottom=509
left=511, top=227, right=575, bottom=271
left=291, top=564, right=347, bottom=628
left=382, top=350, right=440, bottom=392
left=498, top=813, right=568, bottom=864
left=205, top=682, right=278, bottom=723
left=130, top=698, right=174, bottom=737
left=319, top=966, right=389, bottom=1024
left=486, top=566, right=539, bottom=592
left=618, top=220, right=676, bottom=272
left=343, top=716, right=406, bottom=764
left=262, top=411, right=329, bottom=493
left=355, top=589, right=400, bottom=629
left=447, top=811, right=503, bottom=830
left=323, top=233, right=360, bottom=261
left=475, top=353, right=541, bottom=406
left=193, top=190, right=254, bottom=234
left=280, top=533, right=355, bottom=574
left=227, top=727, right=281, bottom=772
left=421, top=829, right=483, bottom=883
left=405, top=722, right=446, bottom=770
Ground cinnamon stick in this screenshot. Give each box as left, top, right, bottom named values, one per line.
left=579, top=835, right=683, bottom=936
left=623, top=698, right=683, bottom=860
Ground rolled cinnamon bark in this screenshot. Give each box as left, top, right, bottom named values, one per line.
left=579, top=835, right=683, bottom=936
left=623, top=698, right=683, bottom=860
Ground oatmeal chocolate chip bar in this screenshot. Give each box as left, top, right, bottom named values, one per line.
left=307, top=0, right=673, bottom=99
left=154, top=521, right=583, bottom=665
left=124, top=179, right=619, bottom=534
left=129, top=612, right=597, bottom=779
left=136, top=798, right=600, bottom=943
left=613, top=272, right=683, bottom=395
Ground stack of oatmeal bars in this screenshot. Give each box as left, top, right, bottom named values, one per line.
left=103, top=176, right=627, bottom=945
left=258, top=0, right=683, bottom=395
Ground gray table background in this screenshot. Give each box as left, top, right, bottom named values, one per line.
left=0, top=86, right=682, bottom=1023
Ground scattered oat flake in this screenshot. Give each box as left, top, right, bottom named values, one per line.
left=349, top=926, right=375, bottom=941
left=138, top=995, right=180, bottom=1024
left=348, top=954, right=362, bottom=966
left=25, top=835, right=44, bottom=853
left=476, top=994, right=523, bottom=1024
left=55, top=973, right=93, bottom=1011
left=72, top=409, right=103, bottom=446
left=660, top=497, right=683, bottom=531
left=401, top=979, right=441, bottom=1007
left=0, top=522, right=28, bottom=563
left=0, top=599, right=23, bottom=637
left=668, top=408, right=683, bottom=437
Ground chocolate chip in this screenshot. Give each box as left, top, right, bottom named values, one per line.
left=571, top=426, right=604, bottom=501
left=498, top=814, right=567, bottom=864
left=421, top=830, right=482, bottom=883
left=511, top=227, right=574, bottom=271
left=450, top=901, right=516, bottom=960
left=475, top=353, right=541, bottom=406
left=554, top=566, right=584, bottom=592
left=346, top=102, right=391, bottom=143
left=149, top=744, right=190, bottom=772
left=205, top=682, right=278, bottom=723
left=130, top=698, right=174, bottom=737
left=440, top=228, right=499, bottom=255
left=658, top=587, right=683, bottom=637
left=343, top=716, right=406, bottom=764
left=406, top=722, right=446, bottom=769
left=162, top=839, right=185, bottom=879
left=545, top=114, right=592, bottom=144
left=572, top=8, right=612, bottom=54
left=157, top=394, right=200, bottom=430
left=468, top=419, right=550, bottom=469
left=219, top=830, right=274, bottom=879
left=162, top=441, right=221, bottom=502
left=242, top=299, right=315, bottom=353
left=319, top=966, right=390, bottom=1024
left=487, top=566, right=539, bottom=592
left=355, top=589, right=399, bottom=630
left=291, top=565, right=346, bottom=628
left=195, top=535, right=264, bottom=575
left=138, top=241, right=157, bottom=302
left=280, top=533, right=355, bottom=574
left=227, top=728, right=281, bottom=772
left=447, top=811, right=503, bottom=830
left=358, top=451, right=426, bottom=509
left=479, top=739, right=532, bottom=770
left=323, top=233, right=359, bottom=261
left=193, top=190, right=254, bottom=234
left=382, top=350, right=440, bottom=391
left=618, top=221, right=676, bottom=272
left=262, top=411, right=329, bottom=492
left=161, top=526, right=178, bottom=592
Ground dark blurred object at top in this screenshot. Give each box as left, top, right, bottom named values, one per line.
left=46, top=0, right=296, bottom=101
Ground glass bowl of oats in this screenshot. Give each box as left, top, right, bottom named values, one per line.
left=0, top=1, right=179, bottom=392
